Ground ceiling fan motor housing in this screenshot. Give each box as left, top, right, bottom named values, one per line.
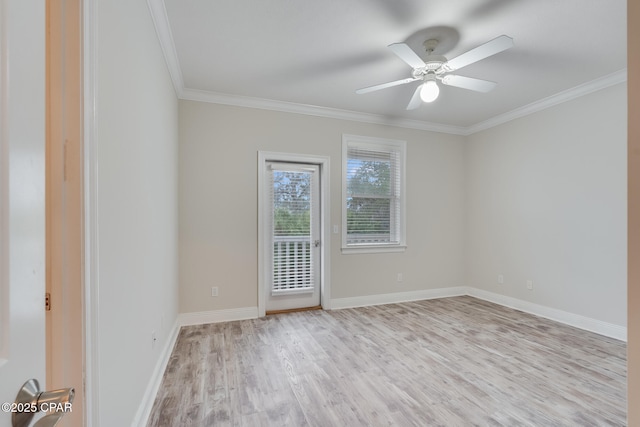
left=412, top=55, right=447, bottom=79
left=424, top=56, right=447, bottom=71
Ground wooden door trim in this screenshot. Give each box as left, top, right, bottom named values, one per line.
left=46, top=1, right=85, bottom=425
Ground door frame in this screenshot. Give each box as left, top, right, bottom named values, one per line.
left=46, top=1, right=85, bottom=426
left=0, top=0, right=9, bottom=366
left=82, top=0, right=99, bottom=424
left=258, top=151, right=331, bottom=317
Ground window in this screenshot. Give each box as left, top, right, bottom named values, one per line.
left=342, top=134, right=406, bottom=253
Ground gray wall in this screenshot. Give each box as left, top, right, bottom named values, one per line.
left=96, top=0, right=179, bottom=424
left=178, top=82, right=627, bottom=329
left=178, top=101, right=467, bottom=312
left=466, top=83, right=627, bottom=326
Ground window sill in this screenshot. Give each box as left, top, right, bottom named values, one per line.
left=341, top=245, right=407, bottom=255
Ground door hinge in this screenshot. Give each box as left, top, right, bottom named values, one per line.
left=45, top=292, right=51, bottom=311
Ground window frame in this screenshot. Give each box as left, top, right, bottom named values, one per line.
left=341, top=134, right=407, bottom=254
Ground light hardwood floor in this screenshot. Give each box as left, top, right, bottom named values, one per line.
left=146, top=296, right=626, bottom=426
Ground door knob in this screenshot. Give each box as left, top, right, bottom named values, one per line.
left=33, top=413, right=65, bottom=427
left=12, top=379, right=74, bottom=427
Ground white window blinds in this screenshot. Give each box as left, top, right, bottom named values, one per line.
left=343, top=136, right=406, bottom=250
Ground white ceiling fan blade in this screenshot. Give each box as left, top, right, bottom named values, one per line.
left=445, top=35, right=513, bottom=71
left=406, top=85, right=423, bottom=110
left=388, top=43, right=426, bottom=69
left=356, top=77, right=419, bottom=94
left=441, top=75, right=497, bottom=92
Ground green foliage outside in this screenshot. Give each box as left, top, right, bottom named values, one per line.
left=347, top=198, right=390, bottom=234
left=274, top=208, right=310, bottom=236
left=347, top=160, right=390, bottom=196
left=271, top=160, right=392, bottom=237
left=273, top=171, right=311, bottom=236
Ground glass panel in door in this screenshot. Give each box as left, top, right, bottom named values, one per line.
left=266, top=162, right=320, bottom=312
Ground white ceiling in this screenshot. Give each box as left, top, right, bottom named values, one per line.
left=153, top=0, right=626, bottom=134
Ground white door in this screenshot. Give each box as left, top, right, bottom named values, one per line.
left=266, top=162, right=321, bottom=312
left=0, top=0, right=47, bottom=425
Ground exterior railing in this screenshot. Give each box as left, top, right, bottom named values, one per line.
left=272, top=235, right=312, bottom=293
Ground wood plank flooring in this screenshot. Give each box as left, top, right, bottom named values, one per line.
left=146, top=296, right=627, bottom=426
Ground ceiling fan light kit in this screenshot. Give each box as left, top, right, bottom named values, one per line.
left=420, top=80, right=440, bottom=103
left=356, top=35, right=514, bottom=109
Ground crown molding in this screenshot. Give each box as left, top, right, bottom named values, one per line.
left=465, top=69, right=628, bottom=135
left=180, top=88, right=468, bottom=135
left=147, top=1, right=627, bottom=137
left=177, top=72, right=628, bottom=137
left=180, top=68, right=626, bottom=136
left=147, top=0, right=185, bottom=96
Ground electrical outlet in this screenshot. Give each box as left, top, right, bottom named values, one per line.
left=211, top=286, right=219, bottom=297
left=498, top=274, right=504, bottom=284
left=526, top=280, right=533, bottom=290
left=397, top=273, right=403, bottom=282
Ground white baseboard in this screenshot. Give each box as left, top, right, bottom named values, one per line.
left=330, top=286, right=468, bottom=309
left=172, top=290, right=626, bottom=341
left=131, top=319, right=181, bottom=427
left=178, top=306, right=259, bottom=326
left=330, top=286, right=626, bottom=342
left=466, top=287, right=627, bottom=342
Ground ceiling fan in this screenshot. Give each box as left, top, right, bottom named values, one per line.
left=356, top=35, right=514, bottom=109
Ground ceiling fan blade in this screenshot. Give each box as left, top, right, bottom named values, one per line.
left=356, top=77, right=419, bottom=94
left=445, top=35, right=513, bottom=71
left=406, top=85, right=423, bottom=110
left=441, top=74, right=497, bottom=92
left=388, top=43, right=426, bottom=69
